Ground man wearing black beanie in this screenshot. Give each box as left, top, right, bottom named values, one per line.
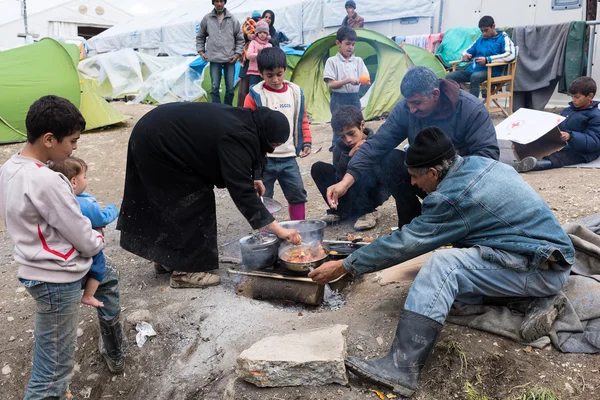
left=310, top=127, right=574, bottom=397
left=342, top=0, right=365, bottom=28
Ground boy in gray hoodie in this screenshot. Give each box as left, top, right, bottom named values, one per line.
left=196, top=0, right=245, bottom=105
left=0, top=96, right=126, bottom=399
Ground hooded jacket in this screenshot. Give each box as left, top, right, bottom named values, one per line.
left=196, top=8, right=245, bottom=63
left=559, top=100, right=600, bottom=162
left=347, top=79, right=499, bottom=181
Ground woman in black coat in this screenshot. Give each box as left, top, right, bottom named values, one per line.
left=117, top=103, right=301, bottom=288
left=262, top=10, right=280, bottom=48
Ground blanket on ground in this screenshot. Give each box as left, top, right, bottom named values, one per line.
left=447, top=213, right=600, bottom=353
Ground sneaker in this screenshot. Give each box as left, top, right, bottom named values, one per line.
left=354, top=212, right=377, bottom=230
left=519, top=295, right=566, bottom=342
left=169, top=271, right=221, bottom=288
left=513, top=156, right=537, bottom=173
left=320, top=213, right=342, bottom=224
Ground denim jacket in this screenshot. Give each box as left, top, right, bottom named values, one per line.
left=343, top=156, right=575, bottom=276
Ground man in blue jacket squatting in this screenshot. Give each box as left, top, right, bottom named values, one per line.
left=326, top=66, right=499, bottom=228
left=309, top=127, right=574, bottom=397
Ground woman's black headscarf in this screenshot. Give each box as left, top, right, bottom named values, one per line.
left=251, top=107, right=290, bottom=154
left=262, top=10, right=279, bottom=47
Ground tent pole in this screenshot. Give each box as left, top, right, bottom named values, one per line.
left=438, top=0, right=444, bottom=33
left=22, top=0, right=29, bottom=35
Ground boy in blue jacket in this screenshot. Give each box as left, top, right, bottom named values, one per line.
left=52, top=156, right=119, bottom=307
left=446, top=15, right=516, bottom=98
left=514, top=77, right=600, bottom=172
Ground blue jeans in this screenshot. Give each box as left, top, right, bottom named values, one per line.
left=404, top=247, right=570, bottom=324
left=263, top=157, right=307, bottom=204
left=445, top=70, right=488, bottom=98
left=210, top=62, right=236, bottom=105
left=23, top=261, right=122, bottom=400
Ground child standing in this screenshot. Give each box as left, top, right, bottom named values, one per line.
left=246, top=19, right=273, bottom=87
left=51, top=157, right=119, bottom=308
left=311, top=105, right=387, bottom=230
left=0, top=96, right=125, bottom=398
left=514, top=76, right=600, bottom=172
left=244, top=47, right=312, bottom=220
left=324, top=26, right=370, bottom=150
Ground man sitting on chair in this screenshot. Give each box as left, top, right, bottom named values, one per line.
left=446, top=15, right=516, bottom=99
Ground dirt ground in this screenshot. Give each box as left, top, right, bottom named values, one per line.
left=0, top=102, right=599, bottom=400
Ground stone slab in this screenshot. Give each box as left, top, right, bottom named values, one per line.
left=236, top=324, right=349, bottom=387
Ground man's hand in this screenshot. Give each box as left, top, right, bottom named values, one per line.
left=300, top=146, right=312, bottom=158
left=254, top=180, right=266, bottom=197
left=229, top=55, right=238, bottom=63
left=348, top=140, right=366, bottom=157
left=327, top=182, right=348, bottom=209
left=200, top=53, right=208, bottom=62
left=346, top=78, right=360, bottom=86
left=308, top=260, right=347, bottom=284
left=462, top=54, right=473, bottom=61
left=475, top=57, right=487, bottom=66
left=560, top=131, right=571, bottom=142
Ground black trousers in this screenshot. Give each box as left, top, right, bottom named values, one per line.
left=311, top=161, right=385, bottom=220
left=379, top=149, right=427, bottom=227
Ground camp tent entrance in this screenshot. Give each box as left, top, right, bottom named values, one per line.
left=291, top=29, right=445, bottom=123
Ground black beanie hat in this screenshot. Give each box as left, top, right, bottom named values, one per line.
left=345, top=1, right=357, bottom=9
left=405, top=127, right=456, bottom=168
left=212, top=0, right=226, bottom=4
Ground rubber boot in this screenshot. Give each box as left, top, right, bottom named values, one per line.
left=288, top=203, right=305, bottom=221
left=519, top=295, right=566, bottom=342
left=345, top=310, right=442, bottom=397
left=98, top=312, right=126, bottom=374
left=532, top=159, right=553, bottom=171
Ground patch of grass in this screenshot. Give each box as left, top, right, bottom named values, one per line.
left=518, top=389, right=559, bottom=400
left=443, top=340, right=468, bottom=374
left=465, top=382, right=489, bottom=400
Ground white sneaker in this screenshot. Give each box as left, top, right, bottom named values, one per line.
left=354, top=212, right=377, bottom=230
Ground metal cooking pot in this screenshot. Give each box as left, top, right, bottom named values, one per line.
left=277, top=220, right=326, bottom=243
left=239, top=234, right=280, bottom=269
left=278, top=243, right=330, bottom=273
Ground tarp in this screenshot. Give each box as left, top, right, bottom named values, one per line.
left=291, top=29, right=445, bottom=123
left=88, top=0, right=436, bottom=55
left=0, top=38, right=126, bottom=144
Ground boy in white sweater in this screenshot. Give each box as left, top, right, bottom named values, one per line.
left=0, top=96, right=126, bottom=398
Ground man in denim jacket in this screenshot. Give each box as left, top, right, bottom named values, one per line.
left=310, top=127, right=574, bottom=397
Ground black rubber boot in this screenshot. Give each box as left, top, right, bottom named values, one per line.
left=98, top=312, right=127, bottom=374
left=345, top=310, right=442, bottom=397
left=519, top=295, right=566, bottom=342
left=532, top=159, right=553, bottom=171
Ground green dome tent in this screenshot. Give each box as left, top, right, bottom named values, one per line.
left=291, top=29, right=446, bottom=123
left=0, top=38, right=127, bottom=144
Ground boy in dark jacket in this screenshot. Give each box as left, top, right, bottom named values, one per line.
left=311, top=105, right=386, bottom=230
left=514, top=76, right=600, bottom=172
left=446, top=15, right=516, bottom=98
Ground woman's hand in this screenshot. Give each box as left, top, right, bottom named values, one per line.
left=254, top=180, right=266, bottom=197
left=279, top=228, right=302, bottom=245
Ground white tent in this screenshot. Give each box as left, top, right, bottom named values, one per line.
left=0, top=0, right=132, bottom=50
left=88, top=0, right=437, bottom=55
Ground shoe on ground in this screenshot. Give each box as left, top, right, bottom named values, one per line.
left=320, top=213, right=342, bottom=224
left=513, top=156, right=537, bottom=173
left=519, top=295, right=566, bottom=342
left=154, top=262, right=172, bottom=274
left=169, top=271, right=221, bottom=288
left=354, top=212, right=377, bottom=230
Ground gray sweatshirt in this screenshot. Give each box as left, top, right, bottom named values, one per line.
left=196, top=8, right=244, bottom=63
left=0, top=154, right=104, bottom=283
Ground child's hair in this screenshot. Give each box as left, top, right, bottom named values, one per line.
left=257, top=47, right=287, bottom=72
left=478, top=15, right=495, bottom=28
left=332, top=105, right=364, bottom=134
left=569, top=76, right=597, bottom=96
left=25, top=95, right=86, bottom=144
left=336, top=26, right=358, bottom=42
left=50, top=156, right=88, bottom=180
